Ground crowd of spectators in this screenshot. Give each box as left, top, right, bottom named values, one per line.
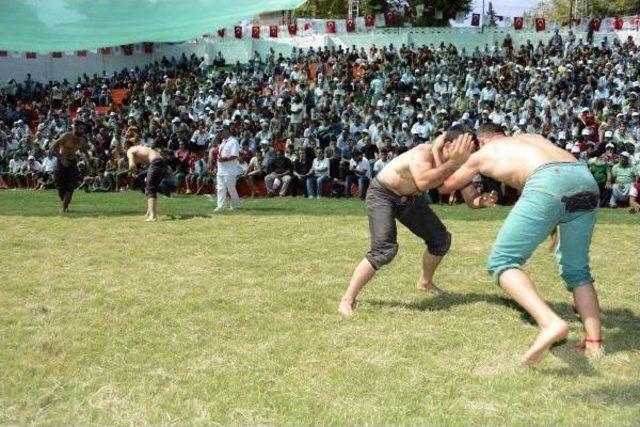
left=1, top=28, right=640, bottom=211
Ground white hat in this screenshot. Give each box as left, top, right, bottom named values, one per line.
left=417, top=113, right=424, bottom=118
left=172, top=117, right=180, bottom=123
left=571, top=145, right=581, bottom=154
left=605, top=143, right=615, bottom=148
left=604, top=131, right=613, bottom=138
left=519, top=118, right=526, bottom=126
left=581, top=128, right=591, bottom=136
left=620, top=151, right=630, bottom=158
left=404, top=97, right=411, bottom=102
left=558, top=131, right=567, bottom=140
left=632, top=111, right=640, bottom=116
left=175, top=91, right=181, bottom=95
left=28, top=155, right=35, bottom=160
left=565, top=142, right=574, bottom=150
left=581, top=107, right=589, bottom=113
left=402, top=122, right=408, bottom=129
left=462, top=112, right=470, bottom=120
left=439, top=109, right=447, bottom=114
left=376, top=100, right=384, bottom=107
left=109, top=112, right=116, bottom=116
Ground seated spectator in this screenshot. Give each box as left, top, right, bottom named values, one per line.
left=306, top=148, right=330, bottom=199
left=373, top=149, right=390, bottom=177
left=292, top=148, right=312, bottom=197
left=629, top=181, right=640, bottom=214
left=608, top=152, right=637, bottom=208
left=345, top=150, right=371, bottom=200
left=265, top=149, right=293, bottom=197
left=244, top=148, right=267, bottom=198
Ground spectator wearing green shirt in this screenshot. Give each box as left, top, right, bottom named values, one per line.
left=608, top=152, right=638, bottom=208
left=588, top=155, right=612, bottom=207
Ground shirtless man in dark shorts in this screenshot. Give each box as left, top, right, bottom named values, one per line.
left=50, top=120, right=90, bottom=213
left=439, top=123, right=603, bottom=365
left=126, top=144, right=176, bottom=221
left=339, top=133, right=495, bottom=317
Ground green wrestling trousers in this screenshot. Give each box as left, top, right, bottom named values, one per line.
left=488, top=162, right=599, bottom=291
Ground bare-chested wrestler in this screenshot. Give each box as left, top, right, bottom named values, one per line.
left=439, top=123, right=603, bottom=365
left=126, top=143, right=176, bottom=221
left=339, top=133, right=496, bottom=317
left=50, top=120, right=90, bottom=213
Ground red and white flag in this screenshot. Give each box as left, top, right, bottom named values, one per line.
left=589, top=17, right=601, bottom=31
left=384, top=11, right=396, bottom=26
left=514, top=16, right=523, bottom=30
left=269, top=25, right=279, bottom=38
left=326, top=20, right=336, bottom=34
left=251, top=26, right=260, bottom=39
left=471, top=13, right=480, bottom=27
left=535, top=17, right=546, bottom=31
left=234, top=26, right=243, bottom=39
left=365, top=15, right=375, bottom=27
left=287, top=23, right=298, bottom=36
left=346, top=18, right=356, bottom=32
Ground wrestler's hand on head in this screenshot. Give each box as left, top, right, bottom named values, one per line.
left=430, top=133, right=446, bottom=167
left=449, top=133, right=474, bottom=167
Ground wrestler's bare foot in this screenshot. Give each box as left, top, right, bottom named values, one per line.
left=575, top=340, right=605, bottom=360
left=416, top=278, right=444, bottom=295
left=144, top=216, right=158, bottom=222
left=521, top=319, right=569, bottom=365
left=338, top=298, right=356, bottom=318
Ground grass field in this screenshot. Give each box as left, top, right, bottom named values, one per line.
left=1, top=190, right=639, bottom=425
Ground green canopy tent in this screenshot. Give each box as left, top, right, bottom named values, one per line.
left=0, top=0, right=306, bottom=52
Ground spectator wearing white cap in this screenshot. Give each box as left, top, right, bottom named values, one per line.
left=410, top=113, right=431, bottom=143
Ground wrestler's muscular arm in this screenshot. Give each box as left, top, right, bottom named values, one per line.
left=410, top=133, right=474, bottom=192
left=438, top=145, right=489, bottom=195
left=126, top=148, right=138, bottom=174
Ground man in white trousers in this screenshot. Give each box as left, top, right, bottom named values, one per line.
left=214, top=121, right=241, bottom=212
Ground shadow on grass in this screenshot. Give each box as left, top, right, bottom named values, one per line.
left=364, top=292, right=640, bottom=355
left=1, top=190, right=638, bottom=224
left=573, top=383, right=640, bottom=406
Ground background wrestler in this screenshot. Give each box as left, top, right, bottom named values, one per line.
left=49, top=120, right=90, bottom=213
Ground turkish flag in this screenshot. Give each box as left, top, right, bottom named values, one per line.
left=288, top=23, right=297, bottom=35
left=217, top=28, right=225, bottom=38
left=535, top=18, right=546, bottom=31
left=76, top=50, right=87, bottom=57
left=234, top=26, right=243, bottom=39
left=384, top=11, right=396, bottom=26
left=365, top=15, right=375, bottom=27
left=122, top=44, right=133, bottom=56
left=326, top=20, right=336, bottom=34
left=252, top=26, right=260, bottom=39
left=143, top=42, right=153, bottom=54
left=269, top=25, right=279, bottom=38
left=614, top=17, right=624, bottom=30
left=346, top=18, right=356, bottom=32
left=26, top=52, right=36, bottom=59
left=101, top=47, right=112, bottom=55
left=471, top=13, right=480, bottom=27
left=514, top=16, right=523, bottom=30
left=589, top=17, right=601, bottom=31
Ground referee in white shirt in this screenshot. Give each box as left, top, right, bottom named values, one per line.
left=214, top=121, right=241, bottom=212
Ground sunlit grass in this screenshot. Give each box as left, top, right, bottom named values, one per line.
left=1, top=191, right=639, bottom=424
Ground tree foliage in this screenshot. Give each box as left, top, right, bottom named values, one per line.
left=528, top=0, right=638, bottom=21
left=293, top=0, right=473, bottom=26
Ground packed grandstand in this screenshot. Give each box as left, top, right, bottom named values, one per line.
left=1, top=27, right=639, bottom=210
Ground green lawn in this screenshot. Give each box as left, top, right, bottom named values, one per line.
left=1, top=191, right=639, bottom=425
